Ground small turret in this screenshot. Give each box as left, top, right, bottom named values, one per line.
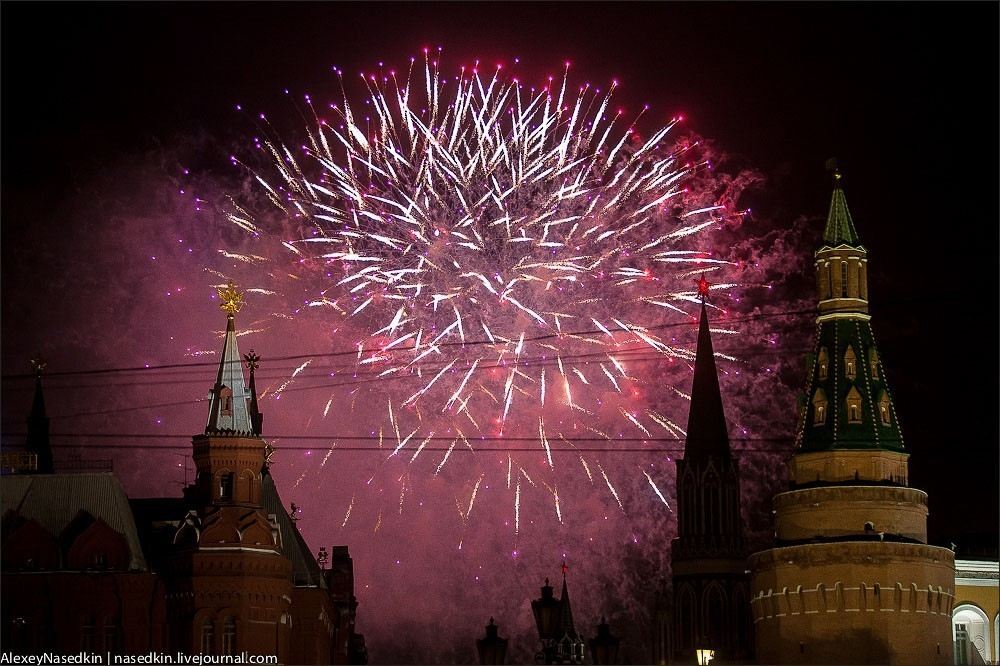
left=815, top=162, right=869, bottom=321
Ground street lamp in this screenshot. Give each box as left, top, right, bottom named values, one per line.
left=476, top=617, right=508, bottom=665
left=695, top=648, right=715, bottom=666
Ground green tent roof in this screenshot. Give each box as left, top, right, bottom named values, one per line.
left=797, top=319, right=904, bottom=453
left=823, top=177, right=861, bottom=246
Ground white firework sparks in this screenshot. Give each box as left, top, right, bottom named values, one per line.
left=233, top=54, right=739, bottom=525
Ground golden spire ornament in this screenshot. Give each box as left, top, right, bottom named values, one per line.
left=217, top=280, right=244, bottom=317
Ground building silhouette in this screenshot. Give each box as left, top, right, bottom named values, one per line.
left=1, top=284, right=365, bottom=663
left=748, top=169, right=956, bottom=664
left=669, top=281, right=753, bottom=663
left=532, top=567, right=587, bottom=664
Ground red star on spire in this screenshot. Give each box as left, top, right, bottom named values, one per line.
left=696, top=274, right=711, bottom=301
left=561, top=560, right=569, bottom=577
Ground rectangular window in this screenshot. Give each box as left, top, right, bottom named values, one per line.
left=841, top=261, right=849, bottom=297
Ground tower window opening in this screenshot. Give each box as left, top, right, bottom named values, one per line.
left=219, top=386, right=233, bottom=416
left=858, top=263, right=865, bottom=299
left=219, top=473, right=234, bottom=501
left=222, top=617, right=236, bottom=656
left=80, top=615, right=94, bottom=652
left=844, top=346, right=857, bottom=379
left=879, top=392, right=891, bottom=425
left=846, top=387, right=863, bottom=424
left=826, top=263, right=833, bottom=299
left=841, top=261, right=849, bottom=297
left=200, top=620, right=214, bottom=655
left=812, top=389, right=828, bottom=426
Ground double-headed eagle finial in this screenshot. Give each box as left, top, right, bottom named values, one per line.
left=217, top=280, right=244, bottom=317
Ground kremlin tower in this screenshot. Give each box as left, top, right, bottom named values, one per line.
left=166, top=281, right=294, bottom=656
left=748, top=169, right=956, bottom=665
left=670, top=278, right=753, bottom=663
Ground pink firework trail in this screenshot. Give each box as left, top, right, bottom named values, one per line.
left=228, top=55, right=746, bottom=529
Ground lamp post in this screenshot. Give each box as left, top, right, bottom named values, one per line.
left=531, top=578, right=560, bottom=664
left=588, top=617, right=620, bottom=665
left=476, top=617, right=508, bottom=665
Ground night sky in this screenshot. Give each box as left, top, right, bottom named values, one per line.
left=3, top=3, right=997, bottom=662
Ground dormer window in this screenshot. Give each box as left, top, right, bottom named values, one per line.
left=812, top=388, right=828, bottom=425
left=869, top=348, right=879, bottom=380
left=817, top=347, right=829, bottom=381
left=878, top=392, right=891, bottom=425
left=846, top=386, right=863, bottom=424
left=219, top=386, right=233, bottom=416
left=841, top=261, right=849, bottom=297
left=844, top=345, right=857, bottom=379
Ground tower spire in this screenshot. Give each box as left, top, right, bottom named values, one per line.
left=206, top=281, right=254, bottom=435
left=26, top=356, right=53, bottom=473
left=245, top=349, right=264, bottom=436
left=822, top=159, right=861, bottom=246
left=684, top=282, right=730, bottom=457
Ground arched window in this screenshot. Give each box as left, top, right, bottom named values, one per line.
left=676, top=586, right=696, bottom=651
left=953, top=604, right=991, bottom=665
left=878, top=392, right=891, bottom=425
left=844, top=345, right=857, bottom=379
left=812, top=389, right=828, bottom=426
left=222, top=617, right=236, bottom=656
left=80, top=615, right=94, bottom=652
left=103, top=618, right=120, bottom=654
left=826, top=263, right=833, bottom=298
left=703, top=584, right=727, bottom=648
left=219, top=386, right=233, bottom=416
left=858, top=263, right=866, bottom=299
left=846, top=387, right=863, bottom=424
left=817, top=347, right=829, bottom=381
left=869, top=348, right=879, bottom=380
left=841, top=261, right=849, bottom=297
left=200, top=619, right=214, bottom=655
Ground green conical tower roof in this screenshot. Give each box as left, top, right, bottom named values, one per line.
left=798, top=170, right=902, bottom=454
left=797, top=319, right=904, bottom=453
left=822, top=172, right=861, bottom=246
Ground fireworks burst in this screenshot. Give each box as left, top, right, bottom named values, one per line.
left=228, top=54, right=747, bottom=529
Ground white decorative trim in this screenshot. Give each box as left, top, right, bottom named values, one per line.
left=817, top=312, right=872, bottom=323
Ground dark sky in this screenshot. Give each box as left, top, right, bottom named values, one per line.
left=3, top=2, right=998, bottom=661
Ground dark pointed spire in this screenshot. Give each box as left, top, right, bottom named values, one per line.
left=245, top=349, right=264, bottom=435
left=26, top=357, right=53, bottom=473
left=559, top=564, right=578, bottom=640
left=823, top=160, right=861, bottom=246
left=684, top=301, right=730, bottom=456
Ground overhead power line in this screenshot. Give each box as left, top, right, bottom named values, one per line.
left=1, top=306, right=818, bottom=380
